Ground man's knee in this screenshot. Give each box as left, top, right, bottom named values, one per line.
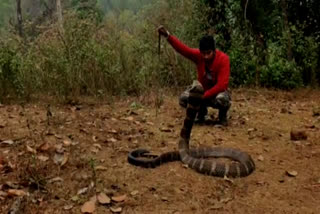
left=179, top=90, right=189, bottom=108
left=215, top=91, right=231, bottom=109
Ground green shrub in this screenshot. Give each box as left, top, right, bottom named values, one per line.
left=1, top=0, right=319, bottom=101
left=228, top=34, right=257, bottom=87
left=260, top=43, right=303, bottom=89
left=291, top=26, right=319, bottom=86
left=0, top=38, right=24, bottom=99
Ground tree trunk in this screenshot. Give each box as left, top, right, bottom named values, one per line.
left=281, top=0, right=293, bottom=61
left=56, top=0, right=63, bottom=33
left=16, top=0, right=23, bottom=37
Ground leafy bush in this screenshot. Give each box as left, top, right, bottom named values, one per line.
left=0, top=0, right=320, bottom=102
left=291, top=26, right=319, bottom=86
left=228, top=33, right=257, bottom=87
left=0, top=38, right=24, bottom=99
left=260, top=43, right=303, bottom=89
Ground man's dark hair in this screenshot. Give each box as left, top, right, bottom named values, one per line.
left=199, top=35, right=216, bottom=52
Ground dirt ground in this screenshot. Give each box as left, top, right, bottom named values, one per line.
left=0, top=88, right=320, bottom=214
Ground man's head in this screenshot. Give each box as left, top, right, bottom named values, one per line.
left=199, top=35, right=216, bottom=64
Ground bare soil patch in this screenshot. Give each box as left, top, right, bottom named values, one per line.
left=0, top=88, right=320, bottom=213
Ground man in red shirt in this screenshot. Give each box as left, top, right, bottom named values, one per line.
left=158, top=26, right=231, bottom=126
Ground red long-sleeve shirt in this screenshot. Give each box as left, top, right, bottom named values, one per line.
left=167, top=35, right=230, bottom=99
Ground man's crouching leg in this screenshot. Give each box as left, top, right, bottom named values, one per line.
left=178, top=89, right=189, bottom=108
left=179, top=88, right=209, bottom=124
left=194, top=103, right=209, bottom=124
left=215, top=91, right=231, bottom=126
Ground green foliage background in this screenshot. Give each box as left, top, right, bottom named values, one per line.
left=0, top=0, right=319, bottom=101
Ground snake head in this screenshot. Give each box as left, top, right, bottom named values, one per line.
left=129, top=149, right=158, bottom=158
left=189, top=80, right=204, bottom=94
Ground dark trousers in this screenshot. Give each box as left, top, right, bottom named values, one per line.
left=179, top=87, right=231, bottom=118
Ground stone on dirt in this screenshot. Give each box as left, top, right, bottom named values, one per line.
left=290, top=129, right=308, bottom=141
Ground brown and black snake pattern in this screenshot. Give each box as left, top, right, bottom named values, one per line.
left=128, top=81, right=255, bottom=178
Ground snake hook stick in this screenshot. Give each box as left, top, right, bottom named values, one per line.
left=158, top=32, right=161, bottom=60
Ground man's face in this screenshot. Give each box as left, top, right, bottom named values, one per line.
left=200, top=50, right=215, bottom=64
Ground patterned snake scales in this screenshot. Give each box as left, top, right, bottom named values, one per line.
left=128, top=81, right=255, bottom=178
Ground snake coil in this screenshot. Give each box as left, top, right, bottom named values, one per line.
left=128, top=81, right=255, bottom=178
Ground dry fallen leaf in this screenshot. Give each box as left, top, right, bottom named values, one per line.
left=55, top=144, right=64, bottom=153
left=81, top=200, right=95, bottom=213
left=111, top=194, right=127, bottom=202
left=248, top=128, right=257, bottom=133
left=106, top=138, right=117, bottom=143
left=0, top=140, right=14, bottom=146
left=134, top=121, right=141, bottom=125
left=161, top=196, right=169, bottom=201
left=97, top=193, right=111, bottom=205
left=4, top=182, right=20, bottom=189
left=77, top=187, right=89, bottom=195
left=37, top=155, right=49, bottom=162
left=7, top=161, right=15, bottom=171
left=160, top=127, right=172, bottom=132
left=54, top=134, right=63, bottom=139
left=61, top=153, right=69, bottom=166
left=49, top=177, right=63, bottom=183
left=258, top=155, right=264, bottom=161
left=53, top=153, right=63, bottom=165
left=93, top=143, right=102, bottom=150
left=71, top=141, right=79, bottom=146
left=53, top=153, right=69, bottom=166
left=38, top=142, right=50, bottom=152
left=223, top=176, right=234, bottom=184
left=7, top=189, right=27, bottom=197
left=63, top=139, right=72, bottom=147
left=130, top=190, right=139, bottom=196
left=286, top=170, right=298, bottom=177
left=91, top=148, right=99, bottom=154
left=63, top=204, right=73, bottom=210
left=26, top=145, right=37, bottom=154
left=110, top=207, right=122, bottom=213
left=80, top=128, right=89, bottom=134
left=95, top=165, right=108, bottom=171
left=108, top=129, right=118, bottom=134
left=124, top=116, right=134, bottom=121
left=92, top=136, right=98, bottom=142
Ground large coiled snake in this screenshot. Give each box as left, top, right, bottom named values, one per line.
left=128, top=81, right=255, bottom=178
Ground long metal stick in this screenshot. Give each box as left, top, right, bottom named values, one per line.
left=156, top=33, right=162, bottom=117
left=158, top=33, right=161, bottom=60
